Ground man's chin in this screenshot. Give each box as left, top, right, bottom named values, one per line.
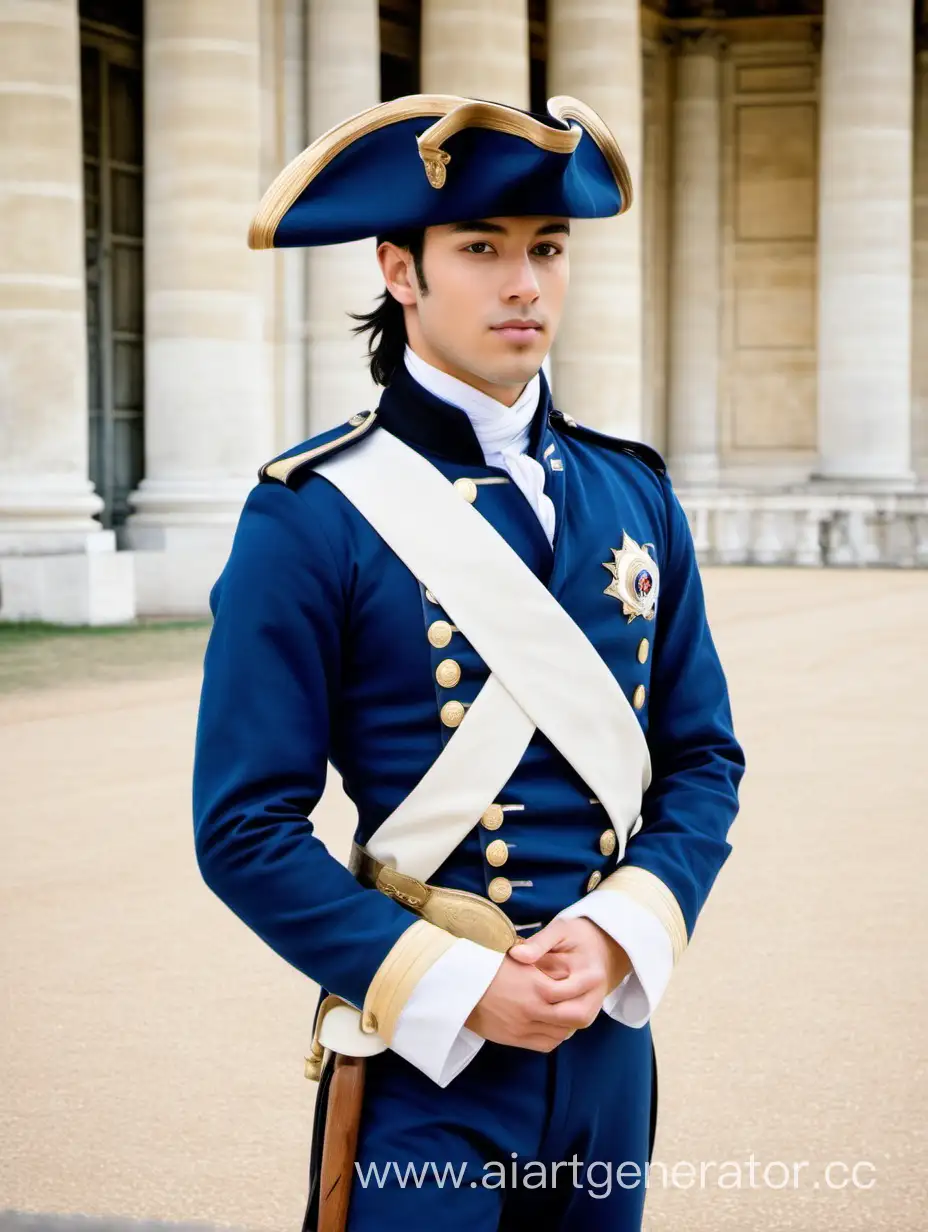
left=479, top=349, right=547, bottom=388
left=428, top=340, right=547, bottom=396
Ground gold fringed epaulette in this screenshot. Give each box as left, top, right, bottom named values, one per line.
left=259, top=410, right=379, bottom=487
left=549, top=410, right=666, bottom=477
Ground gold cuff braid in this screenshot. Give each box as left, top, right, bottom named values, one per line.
left=361, top=919, right=459, bottom=1044
left=594, top=866, right=688, bottom=964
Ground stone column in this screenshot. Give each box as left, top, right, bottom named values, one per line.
left=641, top=36, right=673, bottom=454
left=816, top=0, right=913, bottom=483
left=278, top=0, right=309, bottom=447
left=666, top=33, right=723, bottom=485
left=913, top=48, right=928, bottom=480
left=304, top=0, right=381, bottom=435
left=127, top=0, right=270, bottom=611
left=0, top=0, right=136, bottom=623
left=547, top=0, right=643, bottom=437
left=421, top=0, right=530, bottom=109
left=0, top=0, right=101, bottom=554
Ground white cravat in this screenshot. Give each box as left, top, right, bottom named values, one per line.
left=403, top=346, right=557, bottom=547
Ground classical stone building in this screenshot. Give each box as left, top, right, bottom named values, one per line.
left=2, top=0, right=927, bottom=622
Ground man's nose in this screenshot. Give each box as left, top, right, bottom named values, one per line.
left=501, top=254, right=540, bottom=302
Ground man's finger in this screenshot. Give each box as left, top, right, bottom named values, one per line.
left=535, top=952, right=573, bottom=980
left=535, top=965, right=600, bottom=1004
left=508, top=919, right=571, bottom=964
left=532, top=991, right=601, bottom=1029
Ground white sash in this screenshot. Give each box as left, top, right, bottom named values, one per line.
left=317, top=428, right=651, bottom=877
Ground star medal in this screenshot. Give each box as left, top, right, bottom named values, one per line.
left=602, top=532, right=659, bottom=623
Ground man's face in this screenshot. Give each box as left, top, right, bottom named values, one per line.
left=378, top=216, right=570, bottom=405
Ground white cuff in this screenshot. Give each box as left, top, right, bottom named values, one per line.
left=556, top=890, right=674, bottom=1028
left=389, top=936, right=506, bottom=1087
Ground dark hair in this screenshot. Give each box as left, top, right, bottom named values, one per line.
left=349, top=228, right=428, bottom=386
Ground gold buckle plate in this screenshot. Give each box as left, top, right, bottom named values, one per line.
left=355, top=846, right=519, bottom=953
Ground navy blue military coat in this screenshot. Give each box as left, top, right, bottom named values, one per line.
left=192, top=364, right=745, bottom=1015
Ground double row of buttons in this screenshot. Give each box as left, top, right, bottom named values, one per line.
left=428, top=617, right=469, bottom=728
left=424, top=597, right=515, bottom=900
left=585, top=824, right=618, bottom=893
left=478, top=804, right=514, bottom=904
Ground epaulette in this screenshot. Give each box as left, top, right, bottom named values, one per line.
left=548, top=409, right=666, bottom=476
left=258, top=409, right=379, bottom=486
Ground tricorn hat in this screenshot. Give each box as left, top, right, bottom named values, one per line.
left=248, top=93, right=632, bottom=250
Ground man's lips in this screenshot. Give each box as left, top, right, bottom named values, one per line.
left=491, top=320, right=544, bottom=341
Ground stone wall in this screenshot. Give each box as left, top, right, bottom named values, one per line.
left=720, top=36, right=820, bottom=486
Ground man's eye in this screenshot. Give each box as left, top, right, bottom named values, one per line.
left=533, top=243, right=560, bottom=257
left=465, top=242, right=493, bottom=254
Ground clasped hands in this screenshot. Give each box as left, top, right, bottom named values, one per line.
left=464, top=917, right=631, bottom=1052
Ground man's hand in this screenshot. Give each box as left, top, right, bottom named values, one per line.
left=464, top=948, right=604, bottom=1051
left=465, top=919, right=632, bottom=1052
left=513, top=917, right=632, bottom=998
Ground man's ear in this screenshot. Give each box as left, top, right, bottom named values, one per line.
left=377, top=242, right=417, bottom=307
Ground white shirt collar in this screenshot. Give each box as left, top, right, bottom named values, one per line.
left=403, top=345, right=540, bottom=460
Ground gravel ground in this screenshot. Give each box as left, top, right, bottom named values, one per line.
left=2, top=569, right=926, bottom=1231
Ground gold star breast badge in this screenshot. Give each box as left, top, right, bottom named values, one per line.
left=602, top=532, right=660, bottom=623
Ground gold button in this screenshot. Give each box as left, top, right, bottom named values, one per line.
left=361, top=1009, right=378, bottom=1032
left=348, top=412, right=368, bottom=427
left=488, top=876, right=512, bottom=904
left=454, top=477, right=478, bottom=503
left=587, top=870, right=603, bottom=892
left=633, top=684, right=646, bottom=710
left=428, top=620, right=453, bottom=649
left=435, top=659, right=461, bottom=689
left=425, top=589, right=439, bottom=604
left=440, top=700, right=466, bottom=728
left=480, top=804, right=504, bottom=831
left=599, top=829, right=617, bottom=857
left=485, top=839, right=509, bottom=868
left=637, top=638, right=649, bottom=665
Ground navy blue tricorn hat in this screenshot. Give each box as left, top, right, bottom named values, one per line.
left=248, top=93, right=633, bottom=250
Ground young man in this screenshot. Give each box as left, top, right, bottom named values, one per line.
left=193, top=94, right=745, bottom=1232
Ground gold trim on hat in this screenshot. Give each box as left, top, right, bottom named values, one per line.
left=249, top=94, right=463, bottom=249
left=547, top=95, right=634, bottom=214
left=416, top=100, right=580, bottom=190
left=249, top=93, right=632, bottom=249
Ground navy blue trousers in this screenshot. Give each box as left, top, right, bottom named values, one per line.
left=346, top=1012, right=655, bottom=1231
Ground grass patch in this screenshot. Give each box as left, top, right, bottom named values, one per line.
left=0, top=619, right=209, bottom=645
left=0, top=620, right=212, bottom=695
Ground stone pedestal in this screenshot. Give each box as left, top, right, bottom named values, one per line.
left=816, top=0, right=914, bottom=483
left=0, top=532, right=135, bottom=625
left=547, top=0, right=643, bottom=437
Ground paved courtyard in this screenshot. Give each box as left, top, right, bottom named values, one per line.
left=2, top=568, right=926, bottom=1231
